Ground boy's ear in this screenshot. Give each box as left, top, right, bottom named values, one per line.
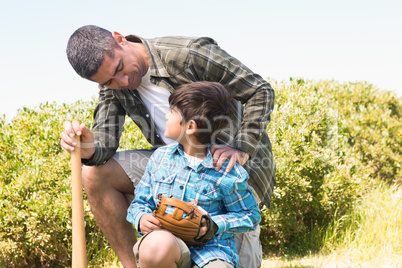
left=186, top=120, right=197, bottom=135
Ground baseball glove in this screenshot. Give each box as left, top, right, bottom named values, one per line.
left=153, top=194, right=216, bottom=247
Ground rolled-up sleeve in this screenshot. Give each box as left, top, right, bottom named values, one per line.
left=82, top=86, right=127, bottom=166
left=188, top=38, right=275, bottom=157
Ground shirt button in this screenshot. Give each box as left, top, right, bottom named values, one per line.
left=203, top=189, right=207, bottom=194
left=180, top=186, right=184, bottom=190
left=146, top=114, right=150, bottom=118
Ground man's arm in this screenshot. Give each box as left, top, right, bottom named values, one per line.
left=82, top=86, right=127, bottom=166
left=189, top=38, right=274, bottom=156
left=188, top=38, right=275, bottom=170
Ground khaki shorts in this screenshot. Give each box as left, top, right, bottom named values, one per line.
left=133, top=231, right=234, bottom=268
left=112, top=149, right=155, bottom=187
left=235, top=225, right=262, bottom=268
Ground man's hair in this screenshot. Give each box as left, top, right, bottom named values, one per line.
left=66, top=25, right=121, bottom=79
left=169, top=81, right=233, bottom=144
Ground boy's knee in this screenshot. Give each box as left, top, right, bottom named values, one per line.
left=139, top=231, right=180, bottom=265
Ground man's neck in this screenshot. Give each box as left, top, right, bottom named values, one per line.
left=130, top=42, right=149, bottom=76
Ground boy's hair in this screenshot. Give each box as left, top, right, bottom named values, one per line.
left=66, top=25, right=121, bottom=79
left=169, top=81, right=233, bottom=144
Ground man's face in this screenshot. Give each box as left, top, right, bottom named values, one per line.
left=90, top=39, right=147, bottom=90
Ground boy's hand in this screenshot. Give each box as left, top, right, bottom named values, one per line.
left=196, top=218, right=218, bottom=239
left=60, top=120, right=95, bottom=159
left=197, top=218, right=208, bottom=238
left=211, top=145, right=249, bottom=174
left=139, top=213, right=162, bottom=235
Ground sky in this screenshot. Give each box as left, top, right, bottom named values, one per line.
left=1, top=0, right=401, bottom=122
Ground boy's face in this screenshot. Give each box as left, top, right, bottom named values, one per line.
left=164, top=108, right=187, bottom=142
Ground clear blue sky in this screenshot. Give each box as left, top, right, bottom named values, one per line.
left=1, top=0, right=401, bottom=121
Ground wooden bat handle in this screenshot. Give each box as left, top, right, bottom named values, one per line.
left=71, top=136, right=87, bottom=267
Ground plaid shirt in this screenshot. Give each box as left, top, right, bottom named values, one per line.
left=127, top=143, right=261, bottom=267
left=83, top=35, right=276, bottom=207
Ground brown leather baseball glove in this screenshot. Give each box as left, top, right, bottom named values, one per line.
left=153, top=194, right=216, bottom=246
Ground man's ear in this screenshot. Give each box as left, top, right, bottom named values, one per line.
left=112, top=31, right=127, bottom=44
left=186, top=120, right=197, bottom=135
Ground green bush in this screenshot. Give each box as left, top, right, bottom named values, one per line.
left=260, top=78, right=402, bottom=255
left=0, top=100, right=148, bottom=267
left=0, top=80, right=401, bottom=266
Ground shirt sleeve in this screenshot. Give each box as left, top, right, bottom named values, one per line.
left=210, top=166, right=261, bottom=236
left=126, top=157, right=156, bottom=235
left=188, top=38, right=275, bottom=158
left=82, top=86, right=127, bottom=166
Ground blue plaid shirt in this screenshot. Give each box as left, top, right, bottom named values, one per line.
left=127, top=143, right=261, bottom=267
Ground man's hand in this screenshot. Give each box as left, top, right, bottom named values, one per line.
left=59, top=120, right=95, bottom=159
left=139, top=213, right=162, bottom=235
left=210, top=145, right=250, bottom=174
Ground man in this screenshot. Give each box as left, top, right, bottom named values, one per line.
left=60, top=25, right=275, bottom=268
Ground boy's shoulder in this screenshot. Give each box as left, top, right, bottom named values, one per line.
left=201, top=161, right=249, bottom=192
left=148, top=143, right=181, bottom=170
left=152, top=143, right=179, bottom=157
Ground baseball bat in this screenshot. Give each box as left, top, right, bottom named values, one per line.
left=71, top=135, right=87, bottom=267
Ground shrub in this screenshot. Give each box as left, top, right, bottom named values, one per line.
left=260, top=79, right=402, bottom=255
left=0, top=99, right=148, bottom=267
left=0, top=80, right=401, bottom=265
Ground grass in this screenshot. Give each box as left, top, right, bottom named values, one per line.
left=262, top=183, right=402, bottom=268
left=102, top=184, right=402, bottom=267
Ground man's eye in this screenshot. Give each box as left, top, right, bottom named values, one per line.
left=118, top=63, right=124, bottom=72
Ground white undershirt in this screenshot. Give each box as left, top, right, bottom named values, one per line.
left=136, top=69, right=176, bottom=145
left=184, top=152, right=204, bottom=168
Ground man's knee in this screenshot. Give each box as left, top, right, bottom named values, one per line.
left=235, top=225, right=262, bottom=268
left=81, top=165, right=101, bottom=192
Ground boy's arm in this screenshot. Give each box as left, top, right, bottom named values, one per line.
left=210, top=168, right=261, bottom=236
left=126, top=161, right=157, bottom=235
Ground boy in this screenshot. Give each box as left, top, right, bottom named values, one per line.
left=127, top=81, right=261, bottom=268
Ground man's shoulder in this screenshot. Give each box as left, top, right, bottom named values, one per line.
left=144, top=36, right=218, bottom=48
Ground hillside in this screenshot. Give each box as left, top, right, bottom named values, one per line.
left=1, top=79, right=401, bottom=267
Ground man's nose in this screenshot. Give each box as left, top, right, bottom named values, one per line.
left=115, top=73, right=129, bottom=87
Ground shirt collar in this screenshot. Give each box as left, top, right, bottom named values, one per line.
left=169, top=143, right=214, bottom=170
left=126, top=34, right=170, bottom=78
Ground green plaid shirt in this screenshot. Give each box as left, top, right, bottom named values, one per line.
left=84, top=35, right=276, bottom=207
